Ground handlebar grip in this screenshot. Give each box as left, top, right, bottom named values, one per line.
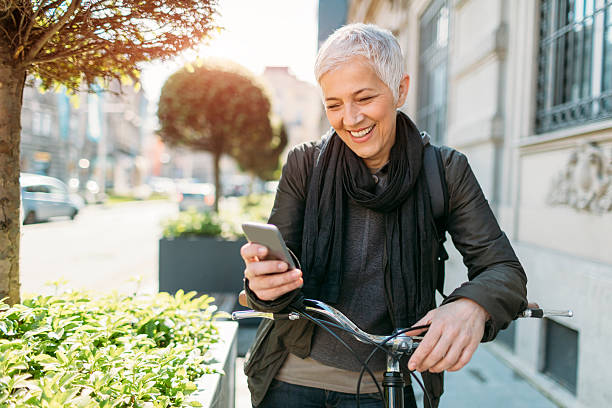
left=231, top=310, right=301, bottom=321
left=231, top=310, right=273, bottom=320
left=519, top=309, right=573, bottom=318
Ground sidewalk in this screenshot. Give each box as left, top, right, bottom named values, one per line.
left=234, top=343, right=558, bottom=407
left=413, top=345, right=558, bottom=407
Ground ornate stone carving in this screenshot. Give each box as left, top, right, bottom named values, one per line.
left=547, top=142, right=612, bottom=213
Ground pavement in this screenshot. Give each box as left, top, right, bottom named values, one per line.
left=233, top=327, right=559, bottom=407
left=412, top=344, right=558, bottom=407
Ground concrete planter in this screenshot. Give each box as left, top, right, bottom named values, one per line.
left=159, top=236, right=247, bottom=295
left=192, top=321, right=238, bottom=408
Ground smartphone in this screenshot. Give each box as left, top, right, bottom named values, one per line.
left=241, top=222, right=296, bottom=270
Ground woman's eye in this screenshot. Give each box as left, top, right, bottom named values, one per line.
left=358, top=96, right=373, bottom=102
left=326, top=104, right=340, bottom=110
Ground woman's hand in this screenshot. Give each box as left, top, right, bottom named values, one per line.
left=241, top=242, right=303, bottom=301
left=406, top=298, right=490, bottom=373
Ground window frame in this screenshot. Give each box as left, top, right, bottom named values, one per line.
left=535, top=0, right=612, bottom=134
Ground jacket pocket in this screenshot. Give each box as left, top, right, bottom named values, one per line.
left=244, top=319, right=274, bottom=375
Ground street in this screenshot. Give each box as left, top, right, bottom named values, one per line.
left=20, top=200, right=177, bottom=296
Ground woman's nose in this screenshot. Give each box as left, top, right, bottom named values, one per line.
left=343, top=104, right=363, bottom=127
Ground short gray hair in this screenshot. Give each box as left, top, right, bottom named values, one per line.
left=315, top=23, right=405, bottom=101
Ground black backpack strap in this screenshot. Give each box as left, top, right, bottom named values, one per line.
left=422, top=134, right=449, bottom=298
left=423, top=143, right=445, bottom=221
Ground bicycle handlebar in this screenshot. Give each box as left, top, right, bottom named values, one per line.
left=231, top=299, right=573, bottom=348
left=232, top=299, right=572, bottom=408
left=232, top=298, right=422, bottom=353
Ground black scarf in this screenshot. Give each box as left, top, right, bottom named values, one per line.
left=301, top=111, right=438, bottom=327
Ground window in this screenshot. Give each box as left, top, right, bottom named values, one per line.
left=543, top=318, right=579, bottom=395
left=48, top=185, right=66, bottom=195
left=536, top=0, right=612, bottom=133
left=417, top=0, right=449, bottom=144
left=31, top=111, right=52, bottom=136
left=41, top=112, right=52, bottom=137
left=32, top=111, right=42, bottom=135
left=24, top=185, right=50, bottom=193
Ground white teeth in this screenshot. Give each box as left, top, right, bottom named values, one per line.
left=349, top=125, right=374, bottom=138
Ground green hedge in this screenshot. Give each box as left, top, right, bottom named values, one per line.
left=162, top=193, right=276, bottom=240
left=0, top=290, right=223, bottom=407
left=161, top=209, right=224, bottom=239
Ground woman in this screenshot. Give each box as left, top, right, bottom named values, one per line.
left=241, top=23, right=527, bottom=408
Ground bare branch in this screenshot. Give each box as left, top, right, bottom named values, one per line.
left=21, top=0, right=79, bottom=65
left=15, top=4, right=26, bottom=45
left=0, top=25, right=17, bottom=46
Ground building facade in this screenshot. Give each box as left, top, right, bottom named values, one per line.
left=261, top=66, right=322, bottom=150
left=20, top=81, right=155, bottom=197
left=346, top=0, right=612, bottom=407
left=20, top=85, right=70, bottom=180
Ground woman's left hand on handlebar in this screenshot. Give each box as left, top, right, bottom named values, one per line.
left=406, top=297, right=490, bottom=373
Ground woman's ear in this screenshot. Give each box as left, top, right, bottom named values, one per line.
left=396, top=74, right=410, bottom=107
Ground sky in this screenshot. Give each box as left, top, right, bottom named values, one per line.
left=140, top=0, right=320, bottom=102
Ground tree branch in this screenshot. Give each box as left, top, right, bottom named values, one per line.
left=30, top=42, right=106, bottom=64
left=21, top=0, right=79, bottom=65
left=15, top=4, right=27, bottom=45
left=0, top=23, right=14, bottom=46
left=22, top=0, right=53, bottom=47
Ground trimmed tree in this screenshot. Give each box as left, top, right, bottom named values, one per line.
left=0, top=0, right=219, bottom=304
left=157, top=60, right=281, bottom=211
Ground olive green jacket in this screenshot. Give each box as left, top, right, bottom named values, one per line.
left=243, top=140, right=528, bottom=407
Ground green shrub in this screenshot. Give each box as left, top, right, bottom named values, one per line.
left=235, top=193, right=275, bottom=223
left=0, top=290, right=223, bottom=407
left=216, top=193, right=276, bottom=236
left=161, top=209, right=226, bottom=239
left=161, top=193, right=276, bottom=240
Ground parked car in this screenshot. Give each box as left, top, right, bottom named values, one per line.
left=20, top=173, right=83, bottom=224
left=177, top=182, right=215, bottom=212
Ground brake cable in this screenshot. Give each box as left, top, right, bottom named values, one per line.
left=295, top=308, right=385, bottom=398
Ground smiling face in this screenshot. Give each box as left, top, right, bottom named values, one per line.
left=320, top=56, right=409, bottom=169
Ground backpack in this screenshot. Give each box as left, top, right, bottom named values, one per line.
left=422, top=138, right=450, bottom=298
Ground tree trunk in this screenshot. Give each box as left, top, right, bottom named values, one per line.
left=0, top=49, right=26, bottom=305
left=213, top=152, right=221, bottom=213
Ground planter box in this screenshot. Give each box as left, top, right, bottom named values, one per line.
left=193, top=321, right=238, bottom=408
left=159, top=236, right=247, bottom=295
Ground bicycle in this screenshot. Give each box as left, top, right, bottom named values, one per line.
left=232, top=298, right=572, bottom=408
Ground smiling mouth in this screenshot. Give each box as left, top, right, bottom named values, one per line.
left=349, top=124, right=375, bottom=138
